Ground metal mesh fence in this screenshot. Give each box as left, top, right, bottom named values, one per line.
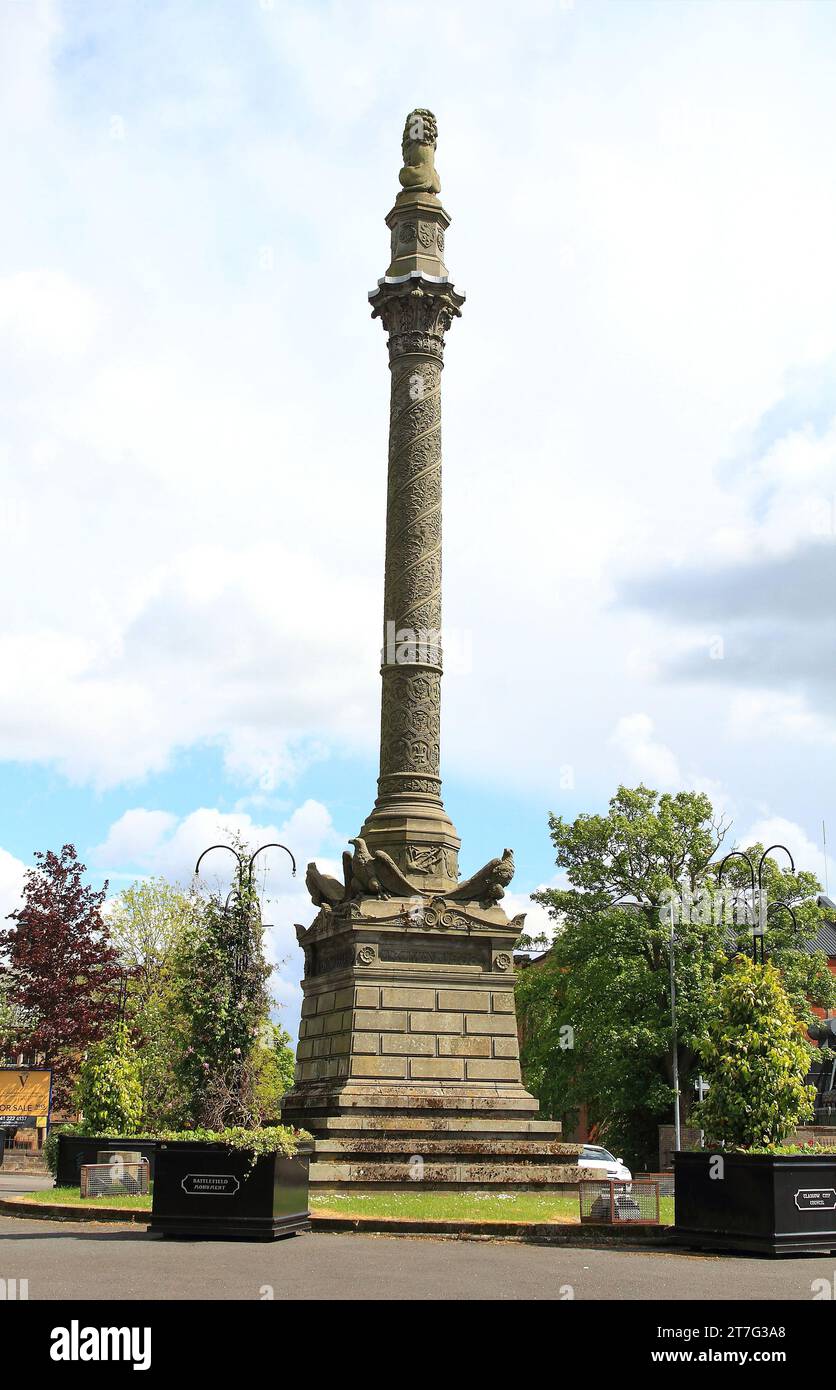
left=635, top=1170, right=675, bottom=1197
left=579, top=1179, right=660, bottom=1224
left=80, top=1160, right=150, bottom=1198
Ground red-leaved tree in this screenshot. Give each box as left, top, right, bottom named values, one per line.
left=0, top=845, right=121, bottom=1110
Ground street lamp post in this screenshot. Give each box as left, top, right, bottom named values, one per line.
left=194, top=842, right=297, bottom=894
left=716, top=843, right=796, bottom=964
left=115, top=968, right=129, bottom=1024
left=194, top=841, right=297, bottom=985
left=668, top=895, right=681, bottom=1154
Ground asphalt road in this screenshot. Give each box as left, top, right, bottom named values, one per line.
left=0, top=1213, right=833, bottom=1300
left=0, top=1172, right=54, bottom=1195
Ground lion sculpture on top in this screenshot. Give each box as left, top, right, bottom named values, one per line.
left=398, top=108, right=441, bottom=196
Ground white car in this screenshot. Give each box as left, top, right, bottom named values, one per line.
left=578, top=1143, right=632, bottom=1183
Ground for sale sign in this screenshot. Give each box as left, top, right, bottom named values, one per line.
left=0, top=1069, right=52, bottom=1123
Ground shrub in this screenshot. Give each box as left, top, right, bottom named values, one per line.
left=694, top=955, right=816, bottom=1149
left=74, top=1021, right=143, bottom=1136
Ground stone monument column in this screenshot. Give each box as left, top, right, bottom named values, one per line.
left=359, top=108, right=464, bottom=898
left=281, top=112, right=576, bottom=1192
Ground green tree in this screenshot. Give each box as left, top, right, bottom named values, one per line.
left=0, top=968, right=33, bottom=1062
left=251, top=1022, right=296, bottom=1124
left=74, top=1020, right=143, bottom=1135
left=517, top=902, right=728, bottom=1166
left=694, top=956, right=816, bottom=1148
left=107, top=878, right=197, bottom=1127
left=517, top=786, right=833, bottom=1168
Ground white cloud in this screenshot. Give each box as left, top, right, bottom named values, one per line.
left=0, top=2, right=835, bottom=865
left=0, top=847, right=27, bottom=925
left=0, top=270, right=101, bottom=359
left=611, top=714, right=681, bottom=789
left=90, top=798, right=342, bottom=1041
left=739, top=815, right=834, bottom=893
left=91, top=810, right=178, bottom=867
left=91, top=799, right=337, bottom=883
left=0, top=0, right=61, bottom=128
left=728, top=692, right=836, bottom=749
left=503, top=885, right=558, bottom=942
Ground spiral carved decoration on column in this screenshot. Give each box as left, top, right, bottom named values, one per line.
left=370, top=278, right=462, bottom=801
left=378, top=351, right=443, bottom=789
left=384, top=356, right=443, bottom=645
left=359, top=142, right=465, bottom=888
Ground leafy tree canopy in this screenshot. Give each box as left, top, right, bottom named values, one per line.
left=0, top=845, right=120, bottom=1110
left=107, top=877, right=198, bottom=1128
left=516, top=786, right=833, bottom=1167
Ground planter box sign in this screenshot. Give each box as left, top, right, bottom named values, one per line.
left=149, top=1140, right=312, bottom=1241
left=795, top=1187, right=836, bottom=1211
left=181, top=1173, right=240, bottom=1196
left=675, top=1151, right=836, bottom=1255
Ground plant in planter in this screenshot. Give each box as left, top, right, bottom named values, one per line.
left=74, top=1020, right=144, bottom=1136
left=675, top=956, right=836, bottom=1254
left=148, top=1124, right=313, bottom=1241
left=694, top=955, right=815, bottom=1149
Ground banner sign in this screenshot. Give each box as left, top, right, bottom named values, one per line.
left=0, top=1069, right=52, bottom=1122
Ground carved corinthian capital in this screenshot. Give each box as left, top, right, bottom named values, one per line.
left=370, top=276, right=465, bottom=363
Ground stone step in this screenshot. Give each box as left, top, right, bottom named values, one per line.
left=284, top=1087, right=541, bottom=1117
left=308, top=1114, right=563, bottom=1137
left=310, top=1159, right=581, bottom=1186
left=313, top=1136, right=578, bottom=1159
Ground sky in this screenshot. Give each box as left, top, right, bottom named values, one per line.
left=1, top=0, right=835, bottom=1041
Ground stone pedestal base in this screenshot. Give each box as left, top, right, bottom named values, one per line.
left=282, top=1091, right=578, bottom=1191
left=282, top=893, right=580, bottom=1190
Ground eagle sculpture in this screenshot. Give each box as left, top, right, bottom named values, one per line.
left=305, top=837, right=422, bottom=908
left=446, top=848, right=515, bottom=909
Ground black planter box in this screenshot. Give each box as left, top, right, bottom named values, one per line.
left=149, top=1140, right=312, bottom=1241
left=675, top=1150, right=836, bottom=1255
left=56, top=1134, right=159, bottom=1187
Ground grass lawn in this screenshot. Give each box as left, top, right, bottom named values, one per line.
left=312, top=1190, right=675, bottom=1225
left=25, top=1186, right=152, bottom=1211
left=18, top=1187, right=674, bottom=1225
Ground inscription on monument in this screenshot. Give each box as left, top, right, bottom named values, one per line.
left=378, top=941, right=486, bottom=967
left=312, top=943, right=354, bottom=976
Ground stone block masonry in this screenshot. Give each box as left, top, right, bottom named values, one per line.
left=294, top=984, right=521, bottom=1085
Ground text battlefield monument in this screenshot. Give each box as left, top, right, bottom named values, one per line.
left=282, top=112, right=576, bottom=1188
